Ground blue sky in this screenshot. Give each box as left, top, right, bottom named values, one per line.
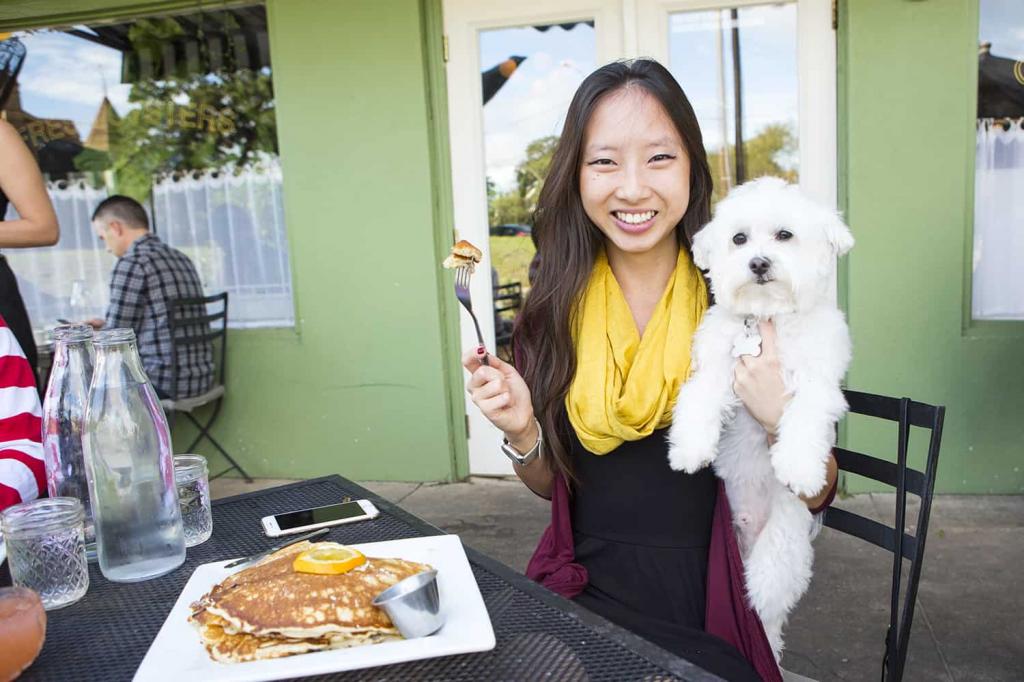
left=479, top=5, right=798, bottom=191
left=980, top=0, right=1024, bottom=59
left=13, top=30, right=131, bottom=140
left=480, top=23, right=595, bottom=191
left=668, top=5, right=798, bottom=162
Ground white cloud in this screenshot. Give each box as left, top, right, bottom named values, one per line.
left=483, top=131, right=522, bottom=189
left=531, top=51, right=553, bottom=71
left=15, top=32, right=127, bottom=135
left=483, top=58, right=589, bottom=191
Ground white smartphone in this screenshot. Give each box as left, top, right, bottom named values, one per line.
left=260, top=499, right=380, bottom=537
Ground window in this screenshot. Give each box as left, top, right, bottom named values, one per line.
left=974, top=0, right=1024, bottom=320
left=667, top=3, right=800, bottom=204
left=0, top=3, right=293, bottom=331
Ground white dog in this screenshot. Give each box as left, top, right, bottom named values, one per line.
left=667, top=177, right=854, bottom=659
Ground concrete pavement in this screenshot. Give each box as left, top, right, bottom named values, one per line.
left=211, top=477, right=1023, bottom=681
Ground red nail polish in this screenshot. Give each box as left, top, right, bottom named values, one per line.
left=476, top=346, right=485, bottom=355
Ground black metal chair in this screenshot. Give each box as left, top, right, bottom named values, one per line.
left=161, top=292, right=252, bottom=482
left=493, top=281, right=523, bottom=359
left=825, top=389, right=945, bottom=682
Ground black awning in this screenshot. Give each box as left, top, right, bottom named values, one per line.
left=978, top=47, right=1024, bottom=118
left=64, top=5, right=270, bottom=83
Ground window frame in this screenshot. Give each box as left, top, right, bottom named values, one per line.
left=963, top=0, right=1024, bottom=337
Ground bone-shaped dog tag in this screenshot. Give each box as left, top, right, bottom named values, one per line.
left=731, top=318, right=762, bottom=358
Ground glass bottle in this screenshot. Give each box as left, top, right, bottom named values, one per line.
left=41, top=324, right=96, bottom=561
left=82, top=328, right=185, bottom=582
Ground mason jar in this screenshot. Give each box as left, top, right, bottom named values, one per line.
left=174, top=455, right=213, bottom=547
left=0, top=497, right=89, bottom=610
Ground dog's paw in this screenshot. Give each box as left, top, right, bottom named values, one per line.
left=667, top=435, right=716, bottom=473
left=770, top=441, right=828, bottom=497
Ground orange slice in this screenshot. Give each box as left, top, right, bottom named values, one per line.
left=292, top=544, right=366, bottom=575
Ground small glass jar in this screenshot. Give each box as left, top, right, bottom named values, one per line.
left=0, top=498, right=89, bottom=610
left=174, top=455, right=212, bottom=547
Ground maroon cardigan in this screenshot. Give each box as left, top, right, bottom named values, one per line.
left=525, top=471, right=836, bottom=682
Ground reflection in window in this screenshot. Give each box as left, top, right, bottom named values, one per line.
left=668, top=3, right=798, bottom=204
left=1, top=3, right=293, bottom=331
left=973, top=0, right=1024, bottom=320
left=479, top=22, right=595, bottom=357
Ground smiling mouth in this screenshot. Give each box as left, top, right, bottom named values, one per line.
left=612, top=210, right=658, bottom=227
left=754, top=275, right=774, bottom=285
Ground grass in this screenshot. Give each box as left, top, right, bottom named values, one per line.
left=489, top=235, right=535, bottom=290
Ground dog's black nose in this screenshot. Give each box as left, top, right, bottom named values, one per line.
left=749, top=257, right=771, bottom=276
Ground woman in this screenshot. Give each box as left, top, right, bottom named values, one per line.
left=462, top=60, right=836, bottom=681
left=0, top=118, right=59, bottom=376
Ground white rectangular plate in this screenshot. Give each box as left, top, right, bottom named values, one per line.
left=134, top=534, right=495, bottom=681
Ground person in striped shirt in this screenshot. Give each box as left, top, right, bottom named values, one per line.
left=0, top=312, right=44, bottom=511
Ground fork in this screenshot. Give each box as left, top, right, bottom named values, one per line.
left=454, top=265, right=490, bottom=366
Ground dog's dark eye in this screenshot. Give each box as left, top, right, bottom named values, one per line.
left=776, top=230, right=793, bottom=241
left=732, top=233, right=747, bottom=245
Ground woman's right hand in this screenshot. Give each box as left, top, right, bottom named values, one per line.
left=462, top=349, right=535, bottom=447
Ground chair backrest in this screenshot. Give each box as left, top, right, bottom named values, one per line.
left=825, top=389, right=945, bottom=682
left=493, top=282, right=523, bottom=348
left=166, top=292, right=228, bottom=400
left=493, top=282, right=523, bottom=315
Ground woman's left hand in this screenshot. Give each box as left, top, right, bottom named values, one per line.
left=733, top=320, right=789, bottom=435
left=735, top=320, right=838, bottom=509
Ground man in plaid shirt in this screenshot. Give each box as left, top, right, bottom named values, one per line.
left=89, top=195, right=213, bottom=399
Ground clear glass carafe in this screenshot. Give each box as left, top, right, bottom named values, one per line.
left=82, top=329, right=185, bottom=582
left=41, top=324, right=96, bottom=561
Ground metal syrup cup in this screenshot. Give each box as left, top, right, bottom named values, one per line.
left=372, top=569, right=444, bottom=638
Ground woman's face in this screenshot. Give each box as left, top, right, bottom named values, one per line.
left=579, top=87, right=691, bottom=260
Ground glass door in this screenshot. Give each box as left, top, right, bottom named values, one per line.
left=444, top=0, right=621, bottom=475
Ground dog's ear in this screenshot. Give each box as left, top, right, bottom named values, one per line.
left=822, top=211, right=854, bottom=257
left=691, top=224, right=712, bottom=270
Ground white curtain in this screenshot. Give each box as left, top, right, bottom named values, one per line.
left=152, top=159, right=294, bottom=328
left=973, top=118, right=1024, bottom=320
left=4, top=180, right=113, bottom=334
left=4, top=160, right=294, bottom=334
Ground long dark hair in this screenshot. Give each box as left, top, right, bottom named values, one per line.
left=513, top=59, right=713, bottom=483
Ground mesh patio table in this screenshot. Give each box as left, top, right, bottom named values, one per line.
left=2, top=475, right=721, bottom=681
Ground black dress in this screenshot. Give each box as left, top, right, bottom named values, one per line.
left=569, top=427, right=761, bottom=682
left=0, top=190, right=39, bottom=376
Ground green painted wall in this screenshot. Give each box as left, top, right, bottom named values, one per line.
left=1, top=0, right=466, bottom=482
left=195, top=0, right=462, bottom=481
left=842, top=0, right=1023, bottom=493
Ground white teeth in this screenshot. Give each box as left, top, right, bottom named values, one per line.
left=615, top=210, right=655, bottom=225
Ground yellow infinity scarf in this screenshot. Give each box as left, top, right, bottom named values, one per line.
left=566, top=248, right=708, bottom=455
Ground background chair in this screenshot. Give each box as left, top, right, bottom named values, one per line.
left=162, top=291, right=252, bottom=482
left=493, top=281, right=523, bottom=360
left=825, top=389, right=945, bottom=682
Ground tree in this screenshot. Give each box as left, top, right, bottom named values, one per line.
left=488, top=134, right=558, bottom=227
left=707, top=123, right=797, bottom=204
left=101, top=16, right=278, bottom=201
left=515, top=135, right=558, bottom=207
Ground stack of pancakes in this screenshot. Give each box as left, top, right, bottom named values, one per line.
left=189, top=541, right=432, bottom=663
